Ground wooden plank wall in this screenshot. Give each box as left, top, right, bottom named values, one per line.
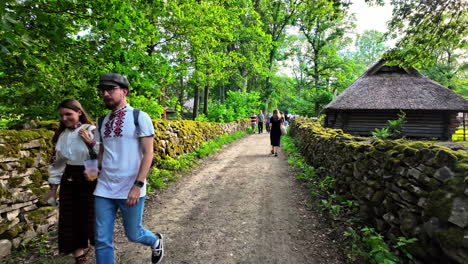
left=326, top=111, right=455, bottom=139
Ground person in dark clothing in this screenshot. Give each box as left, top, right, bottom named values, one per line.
left=266, top=113, right=272, bottom=133
left=257, top=110, right=264, bottom=134
left=269, top=109, right=284, bottom=157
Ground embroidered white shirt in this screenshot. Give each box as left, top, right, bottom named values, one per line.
left=48, top=124, right=98, bottom=185
left=94, top=105, right=154, bottom=199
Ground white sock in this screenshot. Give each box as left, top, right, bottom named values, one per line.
left=153, top=239, right=160, bottom=249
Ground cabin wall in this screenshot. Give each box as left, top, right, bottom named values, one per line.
left=325, top=111, right=459, bottom=139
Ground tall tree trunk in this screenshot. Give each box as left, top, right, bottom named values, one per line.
left=178, top=76, right=184, bottom=108
left=193, top=85, right=199, bottom=120
left=219, top=85, right=225, bottom=104
left=203, top=81, right=209, bottom=116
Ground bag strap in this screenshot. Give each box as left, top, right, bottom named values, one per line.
left=133, top=108, right=141, bottom=136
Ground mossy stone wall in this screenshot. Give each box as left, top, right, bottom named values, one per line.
left=290, top=118, right=467, bottom=264
left=0, top=119, right=248, bottom=259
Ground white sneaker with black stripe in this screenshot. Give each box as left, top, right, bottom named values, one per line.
left=151, top=233, right=164, bottom=264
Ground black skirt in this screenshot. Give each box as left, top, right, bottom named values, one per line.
left=270, top=118, right=282, bottom=146
left=58, top=165, right=96, bottom=254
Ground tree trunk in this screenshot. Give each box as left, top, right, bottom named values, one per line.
left=193, top=85, right=199, bottom=120
left=178, top=76, right=184, bottom=108
left=220, top=85, right=225, bottom=104
left=203, top=81, right=209, bottom=116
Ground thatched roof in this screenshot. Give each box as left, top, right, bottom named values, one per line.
left=325, top=59, right=468, bottom=112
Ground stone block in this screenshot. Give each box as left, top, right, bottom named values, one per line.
left=46, top=213, right=58, bottom=225
left=433, top=166, right=454, bottom=182
left=21, top=204, right=37, bottom=213
left=20, top=229, right=36, bottom=245
left=11, top=168, right=36, bottom=178
left=0, top=205, right=13, bottom=214
left=21, top=140, right=41, bottom=149
left=11, top=237, right=22, bottom=248
left=0, top=239, right=12, bottom=259
left=19, top=151, right=30, bottom=158
left=35, top=224, right=49, bottom=234
left=11, top=201, right=33, bottom=210
left=448, top=197, right=468, bottom=228
left=0, top=157, right=19, bottom=163
left=423, top=217, right=440, bottom=238
left=408, top=167, right=422, bottom=179
left=464, top=231, right=468, bottom=249
left=5, top=209, right=19, bottom=221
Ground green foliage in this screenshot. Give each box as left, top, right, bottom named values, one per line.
left=382, top=0, right=467, bottom=68
left=387, top=111, right=406, bottom=137
left=207, top=91, right=261, bottom=122
left=372, top=127, right=392, bottom=139
left=372, top=111, right=407, bottom=139
left=344, top=227, right=417, bottom=264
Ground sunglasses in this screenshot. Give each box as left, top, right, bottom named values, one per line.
left=99, top=86, right=121, bottom=94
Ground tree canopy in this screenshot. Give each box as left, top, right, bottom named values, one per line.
left=0, top=0, right=466, bottom=125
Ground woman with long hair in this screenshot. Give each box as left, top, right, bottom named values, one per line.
left=269, top=109, right=284, bottom=157
left=44, top=99, right=98, bottom=264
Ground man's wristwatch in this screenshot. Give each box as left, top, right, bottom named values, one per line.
left=134, top=180, right=144, bottom=188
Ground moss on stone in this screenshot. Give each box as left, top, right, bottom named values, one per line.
left=25, top=207, right=55, bottom=224
left=0, top=220, right=13, bottom=236
left=36, top=121, right=59, bottom=130
left=7, top=177, right=24, bottom=187
left=30, top=186, right=49, bottom=196
left=434, top=150, right=458, bottom=168
left=408, top=142, right=430, bottom=150
left=0, top=187, right=12, bottom=199
left=426, top=190, right=454, bottom=222
left=5, top=222, right=25, bottom=238
left=434, top=227, right=464, bottom=248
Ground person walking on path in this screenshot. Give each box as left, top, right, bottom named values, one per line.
left=93, top=73, right=163, bottom=264
left=45, top=99, right=98, bottom=264
left=269, top=109, right=284, bottom=157
left=250, top=112, right=257, bottom=133
left=266, top=112, right=272, bottom=133
left=257, top=110, right=265, bottom=134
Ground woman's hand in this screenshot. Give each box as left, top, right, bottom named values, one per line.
left=78, top=128, right=93, bottom=145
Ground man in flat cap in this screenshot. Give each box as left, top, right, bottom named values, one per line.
left=92, top=73, right=164, bottom=264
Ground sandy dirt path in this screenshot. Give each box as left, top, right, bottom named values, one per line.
left=112, top=133, right=346, bottom=264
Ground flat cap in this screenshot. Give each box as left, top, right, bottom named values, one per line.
left=98, top=73, right=130, bottom=89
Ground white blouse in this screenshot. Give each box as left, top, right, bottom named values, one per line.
left=48, top=124, right=99, bottom=185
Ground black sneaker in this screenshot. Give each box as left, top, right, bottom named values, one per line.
left=151, top=233, right=164, bottom=264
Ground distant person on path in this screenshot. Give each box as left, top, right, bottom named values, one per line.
left=281, top=111, right=288, bottom=128
left=257, top=110, right=265, bottom=134
left=269, top=109, right=284, bottom=157
left=250, top=112, right=257, bottom=133
left=93, top=73, right=163, bottom=264
left=45, top=99, right=98, bottom=264
left=266, top=112, right=272, bottom=133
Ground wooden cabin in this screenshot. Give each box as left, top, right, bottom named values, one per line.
left=324, top=59, right=468, bottom=139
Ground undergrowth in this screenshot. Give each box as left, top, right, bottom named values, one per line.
left=282, top=135, right=417, bottom=264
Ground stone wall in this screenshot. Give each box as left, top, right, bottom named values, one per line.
left=289, top=118, right=467, bottom=264
left=0, top=119, right=248, bottom=259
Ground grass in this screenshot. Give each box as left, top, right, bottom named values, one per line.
left=452, top=127, right=468, bottom=141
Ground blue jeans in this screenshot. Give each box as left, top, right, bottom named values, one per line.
left=95, top=196, right=157, bottom=264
